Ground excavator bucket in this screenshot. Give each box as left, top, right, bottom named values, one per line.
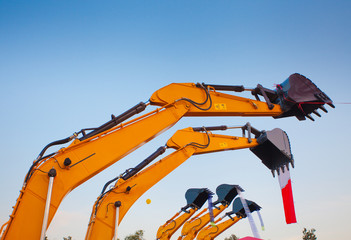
left=273, top=73, right=334, bottom=121
left=232, top=198, right=261, bottom=218
left=250, top=128, right=293, bottom=177
left=214, top=184, right=244, bottom=205
left=185, top=188, right=214, bottom=209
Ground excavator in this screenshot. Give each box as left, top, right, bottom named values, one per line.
left=196, top=198, right=261, bottom=240
left=178, top=184, right=246, bottom=240
left=84, top=123, right=293, bottom=240
left=161, top=184, right=243, bottom=240
left=156, top=188, right=214, bottom=240
left=0, top=73, right=333, bottom=240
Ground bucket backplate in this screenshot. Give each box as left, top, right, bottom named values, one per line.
left=274, top=73, right=334, bottom=120
left=232, top=198, right=261, bottom=218
left=214, top=184, right=243, bottom=205
left=185, top=188, right=214, bottom=209
left=250, top=128, right=293, bottom=177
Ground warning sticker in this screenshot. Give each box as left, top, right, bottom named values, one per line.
left=215, top=103, right=227, bottom=110
left=219, top=142, right=228, bottom=148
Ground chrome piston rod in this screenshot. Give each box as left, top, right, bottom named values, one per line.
left=112, top=201, right=121, bottom=240
left=40, top=168, right=57, bottom=240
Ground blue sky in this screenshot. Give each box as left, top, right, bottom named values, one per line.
left=1, top=1, right=350, bottom=240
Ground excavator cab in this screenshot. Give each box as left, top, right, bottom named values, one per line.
left=213, top=184, right=244, bottom=206
left=272, top=73, right=334, bottom=121
left=250, top=128, right=293, bottom=177
left=231, top=198, right=261, bottom=218
left=184, top=188, right=214, bottom=210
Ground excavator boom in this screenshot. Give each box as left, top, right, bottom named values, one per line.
left=1, top=103, right=188, bottom=240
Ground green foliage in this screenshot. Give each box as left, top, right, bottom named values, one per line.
left=302, top=228, right=317, bottom=240
left=224, top=234, right=239, bottom=240
left=125, top=230, right=144, bottom=240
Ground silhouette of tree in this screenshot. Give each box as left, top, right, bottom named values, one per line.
left=224, top=234, right=239, bottom=240
left=302, top=228, right=317, bottom=240
left=125, top=230, right=144, bottom=240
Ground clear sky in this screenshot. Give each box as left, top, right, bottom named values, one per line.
left=1, top=1, right=350, bottom=240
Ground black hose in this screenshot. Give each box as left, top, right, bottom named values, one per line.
left=37, top=136, right=74, bottom=160
left=100, top=176, right=120, bottom=196
left=185, top=127, right=211, bottom=149
left=181, top=83, right=213, bottom=111
left=24, top=134, right=76, bottom=183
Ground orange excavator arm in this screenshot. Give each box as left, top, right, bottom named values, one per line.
left=150, top=73, right=334, bottom=120
left=196, top=198, right=261, bottom=240
left=196, top=216, right=242, bottom=240
left=156, top=188, right=214, bottom=240
left=178, top=184, right=244, bottom=240
left=0, top=73, right=332, bottom=240
left=157, top=183, right=243, bottom=240
left=85, top=123, right=294, bottom=240
left=85, top=125, right=262, bottom=240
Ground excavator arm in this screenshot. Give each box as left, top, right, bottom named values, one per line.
left=0, top=73, right=331, bottom=239
left=157, top=209, right=199, bottom=240
left=150, top=73, right=334, bottom=120
left=85, top=125, right=261, bottom=240
left=156, top=188, right=214, bottom=240
left=85, top=123, right=293, bottom=240
left=196, top=216, right=242, bottom=240
left=178, top=184, right=243, bottom=240
left=196, top=198, right=261, bottom=240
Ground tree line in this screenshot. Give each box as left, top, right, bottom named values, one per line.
left=46, top=227, right=317, bottom=239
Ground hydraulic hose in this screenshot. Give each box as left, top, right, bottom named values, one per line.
left=24, top=134, right=77, bottom=183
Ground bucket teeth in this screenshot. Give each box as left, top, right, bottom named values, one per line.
left=328, top=102, right=335, bottom=108
left=312, top=110, right=321, bottom=117
left=291, top=159, right=295, bottom=168
left=319, top=105, right=328, bottom=113
left=270, top=162, right=294, bottom=177
left=274, top=162, right=294, bottom=177
left=285, top=163, right=290, bottom=171
left=306, top=114, right=315, bottom=121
